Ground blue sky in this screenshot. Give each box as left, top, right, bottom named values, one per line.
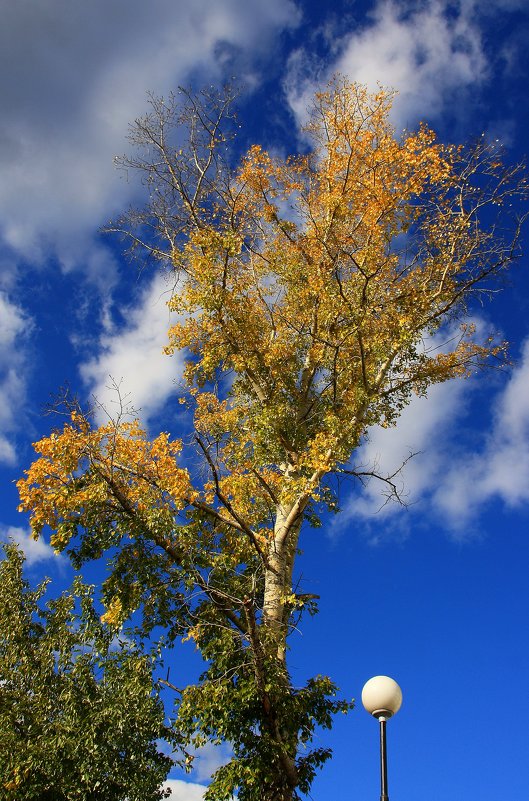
left=1, top=0, right=529, bottom=799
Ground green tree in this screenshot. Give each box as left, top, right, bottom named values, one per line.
left=0, top=543, right=174, bottom=800
left=18, top=79, right=528, bottom=800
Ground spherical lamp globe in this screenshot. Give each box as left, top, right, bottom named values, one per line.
left=362, top=676, right=402, bottom=720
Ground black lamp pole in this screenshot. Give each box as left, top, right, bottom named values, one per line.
left=379, top=716, right=389, bottom=801
left=361, top=676, right=403, bottom=801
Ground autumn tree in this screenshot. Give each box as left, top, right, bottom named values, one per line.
left=0, top=544, right=174, bottom=800
left=17, top=79, right=528, bottom=800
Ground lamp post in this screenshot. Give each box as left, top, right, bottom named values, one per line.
left=362, top=676, right=402, bottom=801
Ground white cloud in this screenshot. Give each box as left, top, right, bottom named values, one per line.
left=338, top=335, right=529, bottom=536
left=286, top=0, right=487, bottom=130
left=160, top=742, right=231, bottom=800
left=80, top=273, right=186, bottom=424
left=0, top=0, right=300, bottom=283
left=339, top=375, right=470, bottom=525
left=0, top=292, right=31, bottom=465
left=0, top=525, right=58, bottom=566
left=336, top=0, right=486, bottom=127
left=435, top=338, right=529, bottom=522
left=163, top=779, right=207, bottom=801
left=190, top=742, right=232, bottom=783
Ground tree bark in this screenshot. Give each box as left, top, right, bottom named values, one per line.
left=262, top=503, right=302, bottom=664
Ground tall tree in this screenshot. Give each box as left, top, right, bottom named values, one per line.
left=0, top=544, right=174, bottom=800
left=17, top=79, right=528, bottom=800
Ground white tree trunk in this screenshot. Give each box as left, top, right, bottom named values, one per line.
left=262, top=502, right=301, bottom=664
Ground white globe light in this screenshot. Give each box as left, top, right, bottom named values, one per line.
left=362, top=676, right=402, bottom=719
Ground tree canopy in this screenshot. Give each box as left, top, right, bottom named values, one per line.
left=17, top=78, right=528, bottom=800
left=0, top=544, right=174, bottom=800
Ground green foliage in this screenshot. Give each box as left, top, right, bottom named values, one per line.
left=17, top=80, right=528, bottom=801
left=0, top=543, right=174, bottom=800
left=172, top=592, right=353, bottom=801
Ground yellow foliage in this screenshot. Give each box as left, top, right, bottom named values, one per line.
left=100, top=596, right=124, bottom=627
left=17, top=411, right=193, bottom=545
left=17, top=78, right=523, bottom=598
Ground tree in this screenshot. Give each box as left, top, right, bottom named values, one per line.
left=0, top=543, right=174, bottom=800
left=17, top=78, right=528, bottom=800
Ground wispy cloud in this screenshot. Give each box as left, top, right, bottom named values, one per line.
left=333, top=0, right=486, bottom=127
left=189, top=742, right=232, bottom=783
left=79, top=273, right=186, bottom=424
left=285, top=0, right=487, bottom=131
left=336, top=373, right=471, bottom=542
left=163, top=779, right=206, bottom=801
left=160, top=741, right=231, bottom=799
left=338, top=336, right=529, bottom=539
left=0, top=291, right=31, bottom=465
left=435, top=337, right=529, bottom=523
left=0, top=0, right=300, bottom=285
left=0, top=525, right=58, bottom=566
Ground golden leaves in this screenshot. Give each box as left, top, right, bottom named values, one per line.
left=17, top=411, right=192, bottom=546
left=18, top=77, right=523, bottom=575
left=154, top=79, right=518, bottom=525
left=100, top=596, right=124, bottom=627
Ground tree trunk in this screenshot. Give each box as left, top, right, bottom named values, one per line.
left=257, top=502, right=303, bottom=799
left=262, top=502, right=301, bottom=664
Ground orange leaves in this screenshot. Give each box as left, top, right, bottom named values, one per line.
left=100, top=596, right=124, bottom=627
left=237, top=145, right=305, bottom=217
left=13, top=83, right=525, bottom=754
left=17, top=411, right=192, bottom=547
left=17, top=78, right=524, bottom=581
left=157, top=68, right=516, bottom=504
left=194, top=393, right=246, bottom=450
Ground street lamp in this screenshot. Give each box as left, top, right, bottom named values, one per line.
left=362, top=676, right=402, bottom=801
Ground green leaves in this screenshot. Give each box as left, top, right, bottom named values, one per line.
left=0, top=544, right=175, bottom=800
left=15, top=78, right=528, bottom=801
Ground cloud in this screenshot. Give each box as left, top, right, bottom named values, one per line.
left=0, top=291, right=31, bottom=465
left=79, top=273, right=186, bottom=424
left=334, top=0, right=486, bottom=126
left=162, top=743, right=232, bottom=801
left=160, top=742, right=231, bottom=801
left=338, top=375, right=470, bottom=532
left=189, top=742, right=232, bottom=783
left=0, top=0, right=300, bottom=283
left=285, top=0, right=487, bottom=130
left=435, top=337, right=529, bottom=522
left=163, top=779, right=207, bottom=801
left=338, top=335, right=529, bottom=537
left=0, top=525, right=58, bottom=566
